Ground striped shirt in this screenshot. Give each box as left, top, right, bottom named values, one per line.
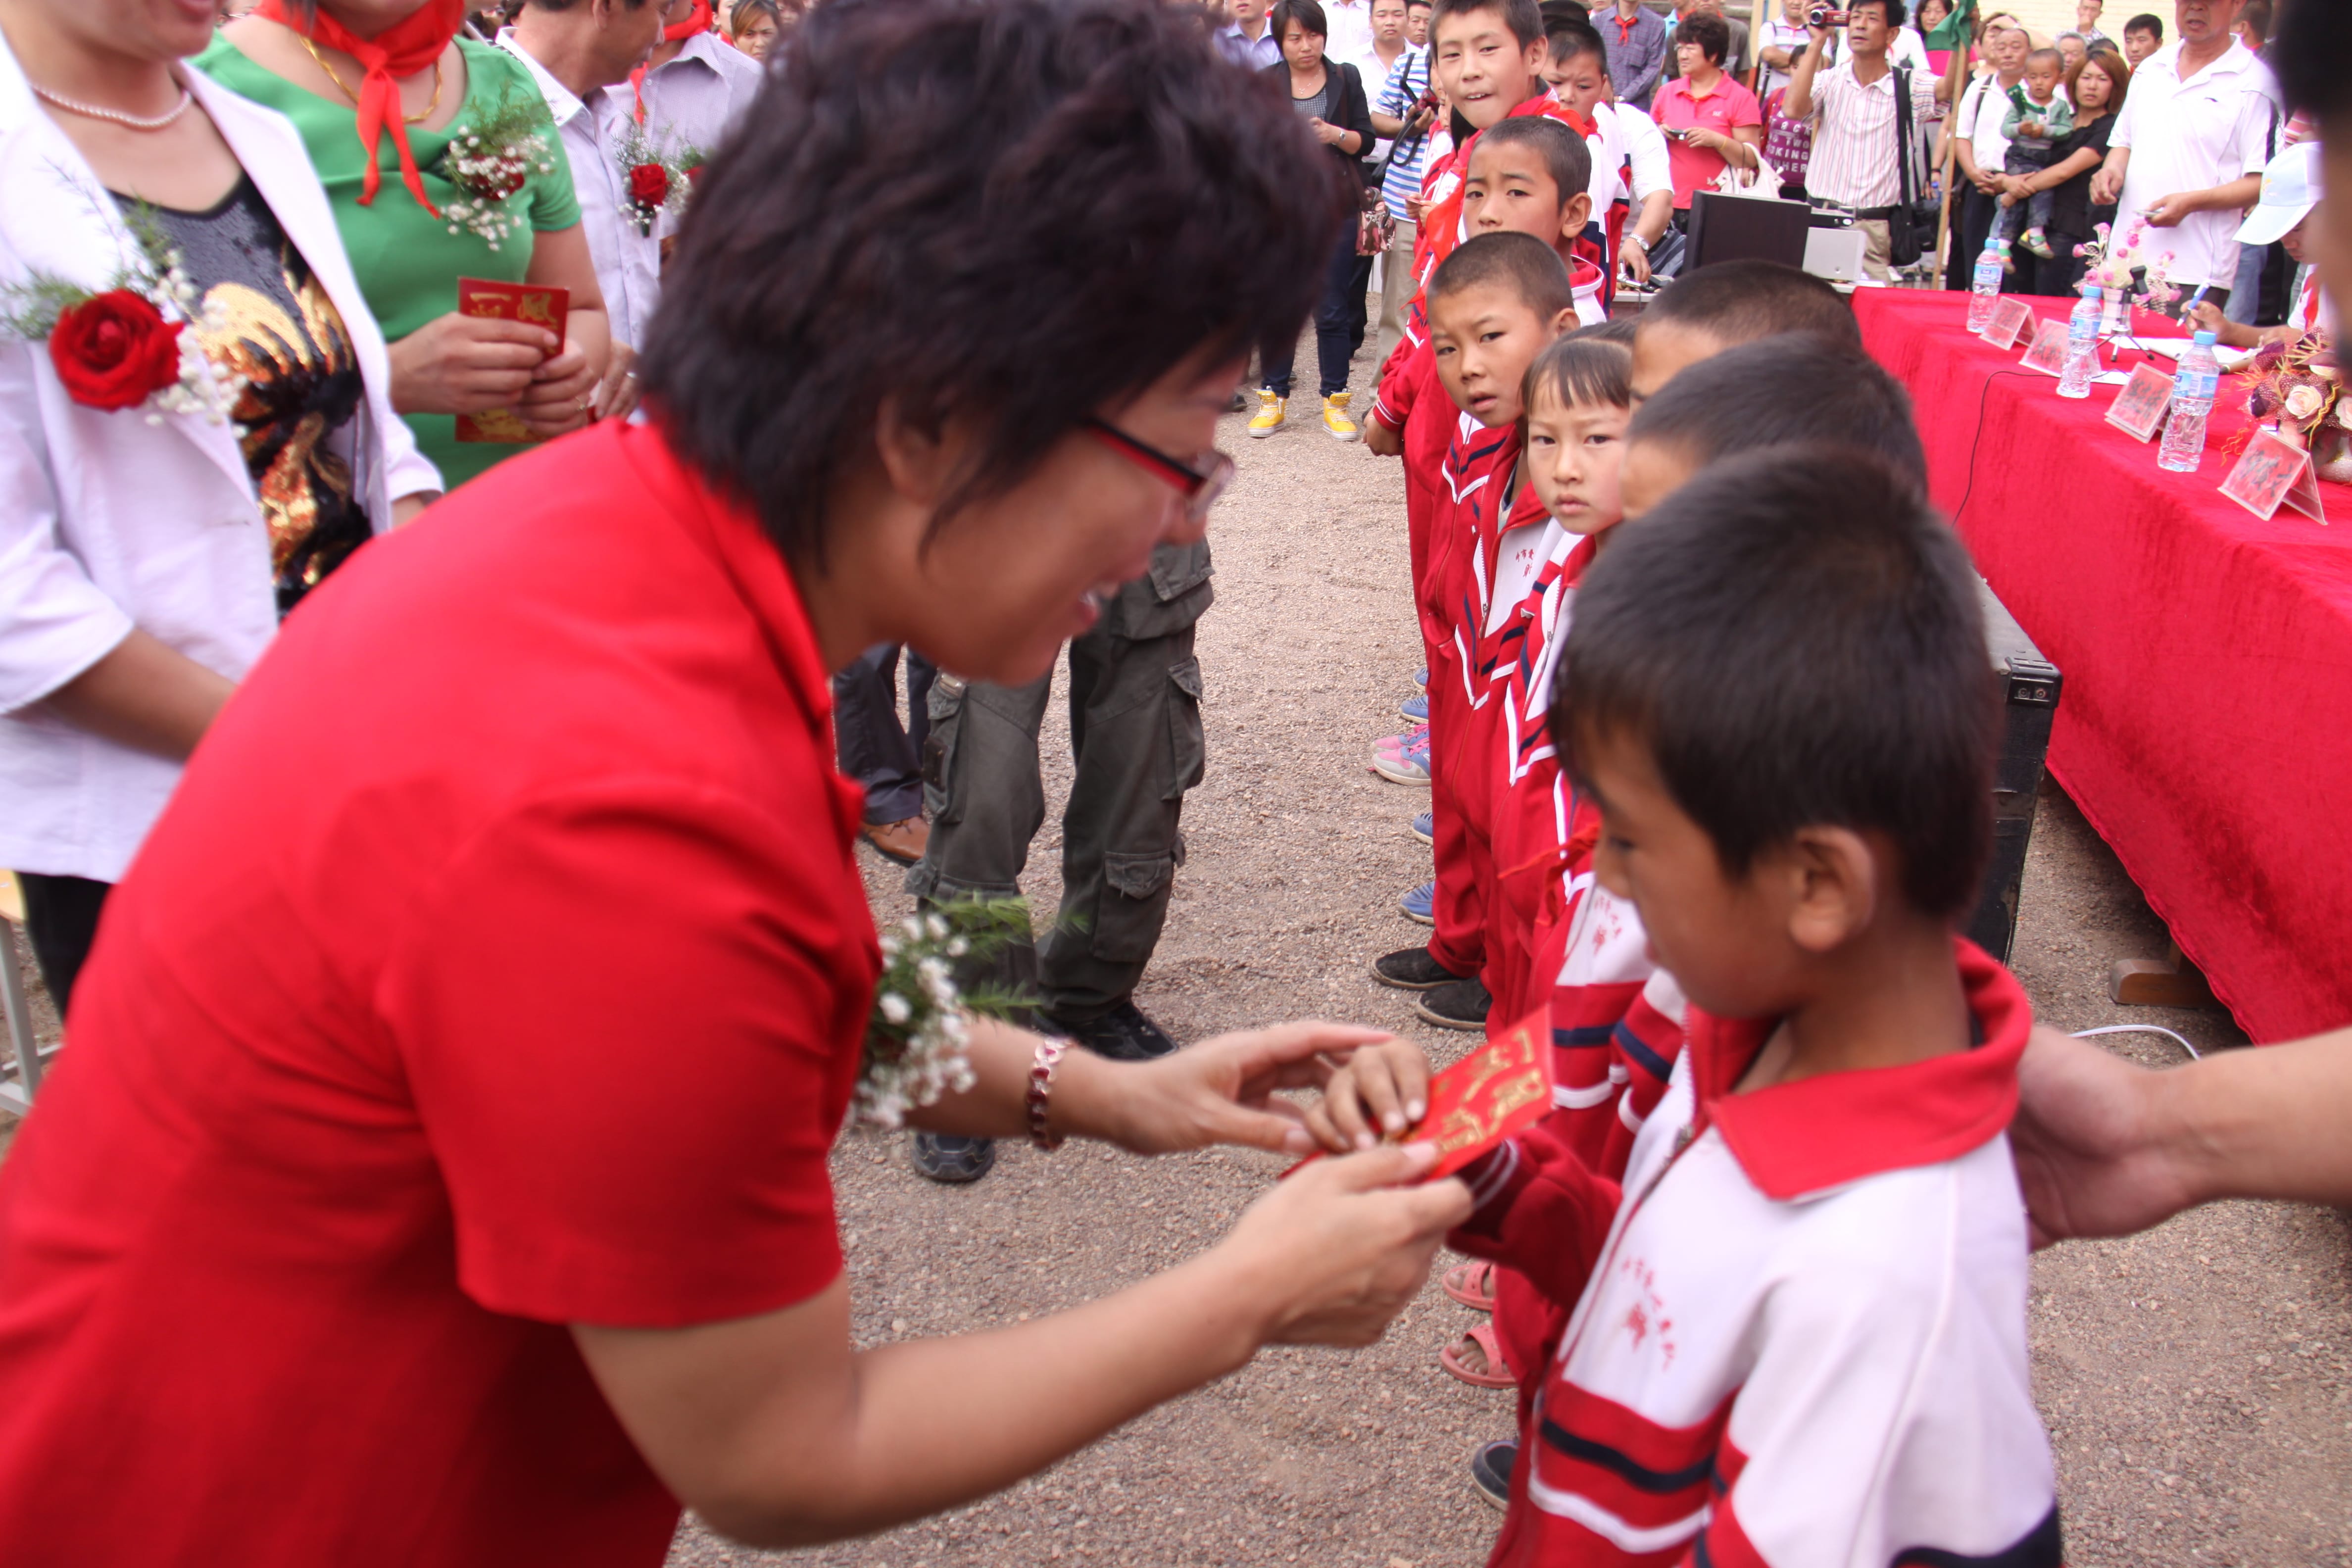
left=1376, top=46, right=1433, bottom=221
left=1801, top=57, right=1938, bottom=210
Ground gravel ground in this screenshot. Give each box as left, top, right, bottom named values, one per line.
left=1, top=329, right=2344, bottom=1566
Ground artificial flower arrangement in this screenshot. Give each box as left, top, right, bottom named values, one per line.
left=2072, top=217, right=2183, bottom=321
left=854, top=897, right=1035, bottom=1129
left=0, top=188, right=243, bottom=426
left=613, top=124, right=705, bottom=237
left=438, top=90, right=559, bottom=252
left=2234, top=332, right=2351, bottom=474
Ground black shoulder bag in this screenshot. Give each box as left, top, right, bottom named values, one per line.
left=1889, top=64, right=1937, bottom=269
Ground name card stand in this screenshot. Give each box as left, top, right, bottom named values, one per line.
left=2219, top=427, right=2328, bottom=524
left=2020, top=319, right=2071, bottom=377
left=1978, top=295, right=2036, bottom=349
left=2105, top=363, right=2175, bottom=442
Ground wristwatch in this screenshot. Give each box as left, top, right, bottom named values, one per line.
left=1623, top=232, right=1650, bottom=253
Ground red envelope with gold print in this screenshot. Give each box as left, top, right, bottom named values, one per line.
left=1288, top=1007, right=1555, bottom=1182
left=454, top=278, right=570, bottom=444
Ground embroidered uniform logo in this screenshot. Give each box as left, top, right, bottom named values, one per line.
left=1613, top=1256, right=1677, bottom=1368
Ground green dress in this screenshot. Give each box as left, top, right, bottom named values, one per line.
left=196, top=37, right=584, bottom=491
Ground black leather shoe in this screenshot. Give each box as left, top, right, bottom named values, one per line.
left=1470, top=1439, right=1516, bottom=1511
left=1414, top=977, right=1491, bottom=1032
left=1047, top=998, right=1178, bottom=1061
left=1370, top=945, right=1465, bottom=991
left=910, top=1132, right=996, bottom=1183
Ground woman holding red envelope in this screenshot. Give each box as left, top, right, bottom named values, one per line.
left=201, top=0, right=612, bottom=489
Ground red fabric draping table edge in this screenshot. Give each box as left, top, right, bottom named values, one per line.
left=1857, top=288, right=2352, bottom=1043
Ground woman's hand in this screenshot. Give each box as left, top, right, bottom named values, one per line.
left=1069, top=1021, right=1397, bottom=1156
left=1302, top=1037, right=1433, bottom=1153
left=1307, top=115, right=1346, bottom=147
left=1214, top=1142, right=1471, bottom=1346
left=387, top=312, right=558, bottom=416
left=516, top=338, right=599, bottom=439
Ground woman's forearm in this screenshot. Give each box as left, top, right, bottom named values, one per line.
left=40, top=629, right=234, bottom=761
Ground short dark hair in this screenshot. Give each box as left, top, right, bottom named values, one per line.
left=2238, top=0, right=2269, bottom=47
left=1271, top=0, right=1327, bottom=40
left=1558, top=447, right=1998, bottom=919
left=1638, top=259, right=1861, bottom=352
left=1524, top=335, right=1632, bottom=418
left=1406, top=0, right=1432, bottom=10
left=1545, top=15, right=1608, bottom=67
left=2122, top=12, right=2160, bottom=40
left=1849, top=0, right=1907, bottom=27
left=1568, top=315, right=1639, bottom=346
left=639, top=0, right=1346, bottom=568
left=2276, top=0, right=2347, bottom=123
left=1625, top=334, right=1926, bottom=484
left=1471, top=115, right=1594, bottom=210
left=1427, top=231, right=1578, bottom=321
left=1431, top=0, right=1545, bottom=50
left=1673, top=11, right=1730, bottom=63
left=2023, top=45, right=2063, bottom=72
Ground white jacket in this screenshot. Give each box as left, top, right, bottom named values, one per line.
left=0, top=41, right=437, bottom=883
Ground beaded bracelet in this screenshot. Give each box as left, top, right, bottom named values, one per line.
left=1026, top=1036, right=1069, bottom=1151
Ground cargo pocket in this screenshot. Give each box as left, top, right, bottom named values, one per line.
left=1094, top=852, right=1176, bottom=961
left=919, top=675, right=969, bottom=825
left=1164, top=656, right=1205, bottom=801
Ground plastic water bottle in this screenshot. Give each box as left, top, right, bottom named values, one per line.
left=1965, top=237, right=2009, bottom=333
left=2056, top=286, right=2103, bottom=399
left=2158, top=330, right=2222, bottom=473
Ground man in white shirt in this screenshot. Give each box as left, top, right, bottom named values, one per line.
left=1784, top=0, right=1941, bottom=280
left=502, top=0, right=675, bottom=421
left=1321, top=0, right=1380, bottom=80
left=633, top=3, right=764, bottom=163
left=1944, top=13, right=2028, bottom=288
left=2094, top=0, right=2281, bottom=307
left=1216, top=0, right=1281, bottom=69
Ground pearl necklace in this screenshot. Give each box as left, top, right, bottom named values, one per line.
left=30, top=81, right=195, bottom=132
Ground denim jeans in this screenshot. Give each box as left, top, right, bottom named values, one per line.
left=1261, top=228, right=1371, bottom=401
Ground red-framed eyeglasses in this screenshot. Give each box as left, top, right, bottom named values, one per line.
left=1083, top=417, right=1235, bottom=526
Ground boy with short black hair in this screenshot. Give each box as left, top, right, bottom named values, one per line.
left=1541, top=18, right=1675, bottom=291
left=1625, top=257, right=1859, bottom=399
left=1313, top=446, right=2063, bottom=1568
left=1626, top=331, right=1927, bottom=493
left=1997, top=47, right=2076, bottom=258
left=1366, top=109, right=1602, bottom=1030
left=2122, top=10, right=2162, bottom=66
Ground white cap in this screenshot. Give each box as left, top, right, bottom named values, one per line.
left=2235, top=142, right=2322, bottom=248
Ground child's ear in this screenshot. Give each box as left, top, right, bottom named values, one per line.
left=1777, top=826, right=1878, bottom=955
left=1550, top=304, right=1579, bottom=337
left=1560, top=192, right=1595, bottom=247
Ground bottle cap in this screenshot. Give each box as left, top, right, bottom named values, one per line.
left=2082, top=285, right=2101, bottom=300
left=2192, top=330, right=2218, bottom=346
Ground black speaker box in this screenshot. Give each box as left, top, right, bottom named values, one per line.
left=1967, top=580, right=2061, bottom=964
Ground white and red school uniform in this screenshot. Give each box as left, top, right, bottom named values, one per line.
left=1454, top=942, right=2062, bottom=1568
left=1581, top=101, right=1672, bottom=285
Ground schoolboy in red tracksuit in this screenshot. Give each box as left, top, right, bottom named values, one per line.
left=1366, top=80, right=1600, bottom=1033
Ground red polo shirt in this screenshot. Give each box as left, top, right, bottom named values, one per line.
left=0, top=423, right=880, bottom=1567
left=1652, top=71, right=1764, bottom=208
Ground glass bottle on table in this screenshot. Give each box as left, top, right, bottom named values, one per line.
left=2057, top=286, right=2103, bottom=400
left=2157, top=331, right=2222, bottom=474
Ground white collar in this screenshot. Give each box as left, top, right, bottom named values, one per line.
left=2155, top=36, right=2260, bottom=87
left=496, top=30, right=587, bottom=127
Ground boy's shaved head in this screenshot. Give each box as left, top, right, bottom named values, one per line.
left=1639, top=260, right=1860, bottom=351
left=1473, top=115, right=1594, bottom=209
left=1628, top=335, right=1926, bottom=485
left=1428, top=230, right=1577, bottom=321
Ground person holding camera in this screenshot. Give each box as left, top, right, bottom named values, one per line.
left=1783, top=0, right=1944, bottom=280
left=1652, top=10, right=1764, bottom=216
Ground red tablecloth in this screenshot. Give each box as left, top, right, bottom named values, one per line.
left=1857, top=288, right=2352, bottom=1043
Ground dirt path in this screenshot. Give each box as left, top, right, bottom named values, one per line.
left=0, top=338, right=2342, bottom=1565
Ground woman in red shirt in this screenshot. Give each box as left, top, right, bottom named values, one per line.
left=1652, top=10, right=1765, bottom=211
left=0, top=1, right=1468, bottom=1563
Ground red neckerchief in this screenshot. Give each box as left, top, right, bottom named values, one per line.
left=254, top=0, right=464, bottom=215
left=1614, top=11, right=1638, bottom=42
left=1419, top=94, right=1597, bottom=288
left=631, top=0, right=714, bottom=124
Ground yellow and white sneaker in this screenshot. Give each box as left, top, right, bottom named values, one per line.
left=1322, top=392, right=1359, bottom=442
left=1247, top=389, right=1286, bottom=438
